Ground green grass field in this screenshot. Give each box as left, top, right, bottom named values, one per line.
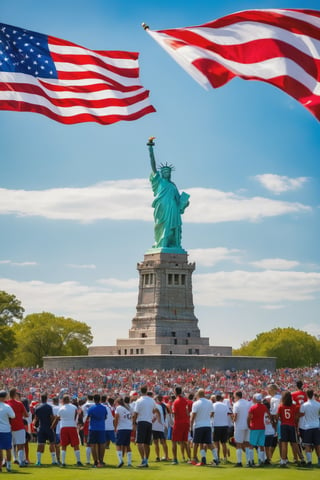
left=3, top=442, right=320, bottom=479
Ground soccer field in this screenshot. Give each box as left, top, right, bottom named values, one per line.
left=3, top=442, right=320, bottom=479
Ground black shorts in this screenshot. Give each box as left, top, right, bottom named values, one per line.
left=213, top=426, right=228, bottom=443
left=303, top=428, right=320, bottom=446
left=136, top=421, right=152, bottom=445
left=280, top=425, right=297, bottom=443
left=37, top=429, right=55, bottom=444
left=193, top=426, right=212, bottom=445
left=152, top=430, right=165, bottom=440
left=265, top=434, right=278, bottom=447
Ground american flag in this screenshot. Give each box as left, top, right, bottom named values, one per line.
left=0, top=22, right=155, bottom=124
left=145, top=9, right=320, bottom=121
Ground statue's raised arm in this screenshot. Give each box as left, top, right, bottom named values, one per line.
left=147, top=136, right=157, bottom=174
left=147, top=138, right=190, bottom=251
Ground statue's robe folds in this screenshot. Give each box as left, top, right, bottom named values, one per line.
left=150, top=171, right=183, bottom=248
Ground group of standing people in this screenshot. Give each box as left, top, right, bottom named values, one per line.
left=0, top=380, right=319, bottom=471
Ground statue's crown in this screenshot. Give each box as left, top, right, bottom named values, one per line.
left=159, top=162, right=175, bottom=171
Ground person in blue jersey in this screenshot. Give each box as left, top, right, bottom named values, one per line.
left=87, top=394, right=107, bottom=468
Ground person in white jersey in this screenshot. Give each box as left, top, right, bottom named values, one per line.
left=114, top=396, right=133, bottom=467
left=212, top=394, right=232, bottom=464
left=57, top=395, right=82, bottom=467
left=300, top=389, right=320, bottom=467
left=232, top=391, right=251, bottom=467
left=132, top=386, right=157, bottom=468
left=190, top=388, right=216, bottom=466
left=0, top=390, right=15, bottom=473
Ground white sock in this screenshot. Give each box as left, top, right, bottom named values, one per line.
left=306, top=452, right=312, bottom=463
left=200, top=449, right=206, bottom=460
left=61, top=451, right=66, bottom=464
left=86, top=446, right=91, bottom=463
left=212, top=448, right=218, bottom=460
left=236, top=449, right=242, bottom=463
left=245, top=447, right=250, bottom=463
left=116, top=451, right=123, bottom=463
left=36, top=452, right=41, bottom=463
left=75, top=450, right=81, bottom=462
left=127, top=452, right=132, bottom=465
left=18, top=450, right=24, bottom=465
left=51, top=452, right=57, bottom=462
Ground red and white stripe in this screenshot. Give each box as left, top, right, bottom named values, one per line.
left=147, top=9, right=320, bottom=120
left=0, top=35, right=155, bottom=124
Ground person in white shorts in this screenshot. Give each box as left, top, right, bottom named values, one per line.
left=232, top=391, right=251, bottom=467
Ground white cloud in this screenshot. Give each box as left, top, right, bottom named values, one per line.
left=193, top=270, right=320, bottom=306
left=255, top=174, right=309, bottom=194
left=0, top=180, right=311, bottom=224
left=189, top=247, right=242, bottom=267
left=0, top=260, right=37, bottom=267
left=251, top=258, right=300, bottom=270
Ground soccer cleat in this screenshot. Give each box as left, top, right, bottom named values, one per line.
left=117, top=461, right=124, bottom=468
left=171, top=459, right=178, bottom=465
left=76, top=461, right=83, bottom=467
left=35, top=462, right=41, bottom=467
left=234, top=462, right=243, bottom=467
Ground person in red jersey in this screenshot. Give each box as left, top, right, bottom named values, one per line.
left=6, top=388, right=28, bottom=467
left=277, top=391, right=300, bottom=468
left=171, top=386, right=191, bottom=464
left=247, top=393, right=269, bottom=467
left=291, top=380, right=308, bottom=448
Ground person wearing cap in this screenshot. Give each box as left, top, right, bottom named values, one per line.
left=6, top=387, right=28, bottom=468
left=0, top=390, right=15, bottom=473
left=247, top=393, right=269, bottom=467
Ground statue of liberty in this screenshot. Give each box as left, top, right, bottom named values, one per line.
left=147, top=137, right=190, bottom=250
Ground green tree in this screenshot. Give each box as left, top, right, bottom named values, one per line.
left=0, top=291, right=24, bottom=362
left=233, top=327, right=320, bottom=368
left=12, top=312, right=93, bottom=367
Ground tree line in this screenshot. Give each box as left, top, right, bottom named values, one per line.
left=0, top=290, right=93, bottom=367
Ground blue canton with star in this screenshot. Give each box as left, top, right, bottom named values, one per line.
left=0, top=23, right=58, bottom=79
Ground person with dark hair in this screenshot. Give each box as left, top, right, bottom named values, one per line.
left=57, top=395, right=82, bottom=467
left=262, top=399, right=277, bottom=464
left=171, top=386, right=191, bottom=464
left=82, top=393, right=94, bottom=464
left=33, top=393, right=58, bottom=466
left=6, top=387, right=28, bottom=467
left=114, top=397, right=133, bottom=467
left=299, top=389, right=320, bottom=467
left=292, top=380, right=308, bottom=459
left=212, top=394, right=232, bottom=464
left=0, top=390, right=15, bottom=473
left=52, top=397, right=61, bottom=464
left=132, top=386, right=157, bottom=468
left=153, top=395, right=170, bottom=462
left=87, top=394, right=107, bottom=468
left=277, top=391, right=300, bottom=468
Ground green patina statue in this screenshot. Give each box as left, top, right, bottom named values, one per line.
left=147, top=137, right=190, bottom=250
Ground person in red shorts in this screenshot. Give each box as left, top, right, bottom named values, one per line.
left=57, top=395, right=82, bottom=467
left=277, top=391, right=300, bottom=468
left=171, top=386, right=191, bottom=464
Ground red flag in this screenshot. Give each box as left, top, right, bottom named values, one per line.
left=0, top=23, right=155, bottom=124
left=146, top=9, right=320, bottom=120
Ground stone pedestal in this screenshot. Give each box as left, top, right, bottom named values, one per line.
left=89, top=250, right=232, bottom=357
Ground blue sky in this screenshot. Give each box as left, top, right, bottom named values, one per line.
left=1, top=0, right=319, bottom=350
